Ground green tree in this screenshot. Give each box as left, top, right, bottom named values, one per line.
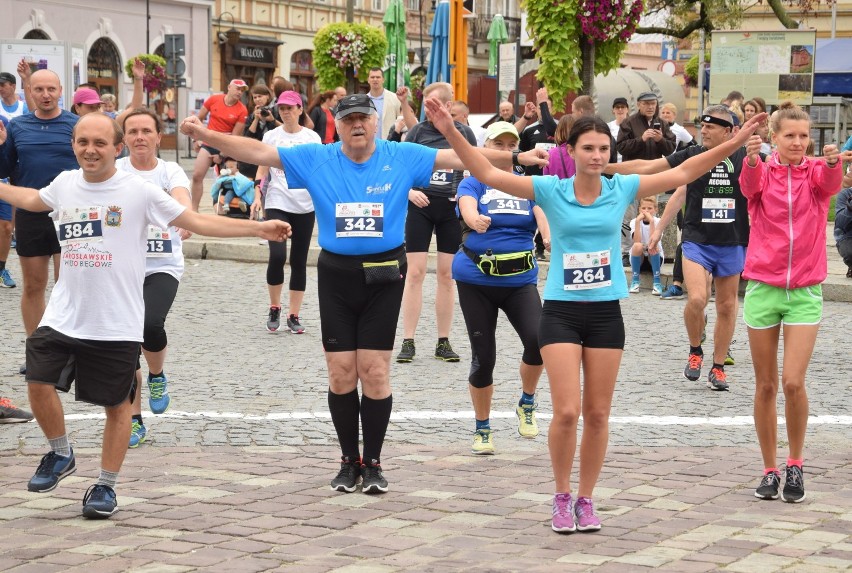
left=635, top=0, right=836, bottom=36
left=522, top=0, right=644, bottom=110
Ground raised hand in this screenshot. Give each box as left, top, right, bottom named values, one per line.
left=518, top=148, right=550, bottom=168
left=823, top=143, right=840, bottom=166
left=180, top=115, right=204, bottom=138
left=733, top=112, right=768, bottom=146
left=132, top=58, right=146, bottom=80
left=16, top=59, right=31, bottom=81
left=258, top=220, right=292, bottom=242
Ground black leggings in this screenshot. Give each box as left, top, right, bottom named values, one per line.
left=264, top=209, right=315, bottom=290
left=142, top=273, right=180, bottom=353
left=456, top=281, right=543, bottom=389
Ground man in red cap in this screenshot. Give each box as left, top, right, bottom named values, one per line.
left=189, top=79, right=248, bottom=210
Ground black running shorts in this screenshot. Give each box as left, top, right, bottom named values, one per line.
left=317, top=246, right=407, bottom=352
left=538, top=300, right=625, bottom=349
left=26, top=326, right=140, bottom=407
left=15, top=210, right=61, bottom=258
left=404, top=196, right=462, bottom=254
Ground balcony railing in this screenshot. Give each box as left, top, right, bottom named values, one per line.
left=469, top=15, right=521, bottom=44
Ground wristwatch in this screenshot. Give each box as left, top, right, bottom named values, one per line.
left=512, top=150, right=521, bottom=167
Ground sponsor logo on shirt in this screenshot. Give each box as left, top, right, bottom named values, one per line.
left=366, top=183, right=392, bottom=195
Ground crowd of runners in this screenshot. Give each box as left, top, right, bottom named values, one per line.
left=0, top=64, right=848, bottom=533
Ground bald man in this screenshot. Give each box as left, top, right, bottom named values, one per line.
left=0, top=112, right=290, bottom=518
left=0, top=70, right=78, bottom=375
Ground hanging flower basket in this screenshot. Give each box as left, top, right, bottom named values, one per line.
left=313, top=23, right=387, bottom=90
left=578, top=0, right=644, bottom=42
left=125, top=54, right=167, bottom=93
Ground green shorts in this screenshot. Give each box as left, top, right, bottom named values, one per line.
left=743, top=281, right=823, bottom=329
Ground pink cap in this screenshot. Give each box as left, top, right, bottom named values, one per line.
left=229, top=79, right=248, bottom=90
left=276, top=90, right=302, bottom=107
left=73, top=88, right=102, bottom=106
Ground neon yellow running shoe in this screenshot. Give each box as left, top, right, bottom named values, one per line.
left=516, top=403, right=539, bottom=438
left=472, top=429, right=495, bottom=455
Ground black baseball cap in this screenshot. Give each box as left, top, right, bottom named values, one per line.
left=335, top=94, right=377, bottom=119
left=612, top=97, right=628, bottom=108
left=0, top=72, right=16, bottom=85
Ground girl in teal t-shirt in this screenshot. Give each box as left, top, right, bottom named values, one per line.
left=424, top=97, right=766, bottom=534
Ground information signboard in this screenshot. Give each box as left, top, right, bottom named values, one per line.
left=710, top=30, right=816, bottom=106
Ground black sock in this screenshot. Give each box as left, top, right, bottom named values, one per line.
left=0, top=260, right=5, bottom=271
left=148, top=371, right=163, bottom=379
left=361, top=394, right=393, bottom=465
left=712, top=363, right=724, bottom=371
left=132, top=414, right=143, bottom=425
left=437, top=337, right=449, bottom=344
left=690, top=345, right=703, bottom=356
left=328, top=389, right=360, bottom=460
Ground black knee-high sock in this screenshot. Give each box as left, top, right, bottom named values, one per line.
left=361, top=394, right=393, bottom=465
left=328, top=389, right=361, bottom=460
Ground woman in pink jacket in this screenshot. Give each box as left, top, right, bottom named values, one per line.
left=739, top=102, right=843, bottom=504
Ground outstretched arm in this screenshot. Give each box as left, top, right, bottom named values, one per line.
left=180, top=116, right=282, bottom=169
left=171, top=209, right=291, bottom=242
left=636, top=112, right=767, bottom=199
left=426, top=97, right=535, bottom=201
left=0, top=182, right=51, bottom=212
left=604, top=156, right=670, bottom=176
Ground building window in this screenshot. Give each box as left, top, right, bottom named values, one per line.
left=373, top=0, right=384, bottom=11
left=87, top=37, right=121, bottom=98
left=407, top=0, right=420, bottom=10
left=290, top=50, right=317, bottom=104
left=24, top=29, right=50, bottom=40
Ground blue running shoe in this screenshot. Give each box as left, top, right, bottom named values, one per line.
left=28, top=449, right=76, bottom=492
left=82, top=484, right=118, bottom=518
left=147, top=374, right=170, bottom=414
left=129, top=420, right=147, bottom=448
left=659, top=284, right=683, bottom=299
left=0, top=269, right=15, bottom=288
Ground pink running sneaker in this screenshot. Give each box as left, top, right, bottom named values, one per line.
left=574, top=496, right=601, bottom=531
left=551, top=493, right=576, bottom=533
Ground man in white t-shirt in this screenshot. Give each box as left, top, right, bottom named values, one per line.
left=0, top=113, right=291, bottom=519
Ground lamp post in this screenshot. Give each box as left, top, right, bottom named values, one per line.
left=216, top=11, right=241, bottom=46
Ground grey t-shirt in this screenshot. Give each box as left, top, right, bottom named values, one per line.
left=405, top=120, right=477, bottom=198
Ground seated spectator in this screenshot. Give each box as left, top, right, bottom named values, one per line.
left=211, top=157, right=255, bottom=215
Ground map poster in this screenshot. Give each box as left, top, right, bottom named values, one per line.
left=710, top=30, right=816, bottom=106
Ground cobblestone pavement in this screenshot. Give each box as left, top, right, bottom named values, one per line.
left=0, top=256, right=849, bottom=572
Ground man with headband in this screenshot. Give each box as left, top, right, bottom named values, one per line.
left=606, top=105, right=759, bottom=391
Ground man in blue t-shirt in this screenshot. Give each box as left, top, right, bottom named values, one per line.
left=0, top=70, right=78, bottom=374
left=180, top=95, right=547, bottom=495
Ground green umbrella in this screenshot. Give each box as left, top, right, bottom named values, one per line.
left=383, top=0, right=409, bottom=92
left=487, top=14, right=509, bottom=76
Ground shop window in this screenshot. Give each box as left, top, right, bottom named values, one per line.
left=87, top=37, right=121, bottom=101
